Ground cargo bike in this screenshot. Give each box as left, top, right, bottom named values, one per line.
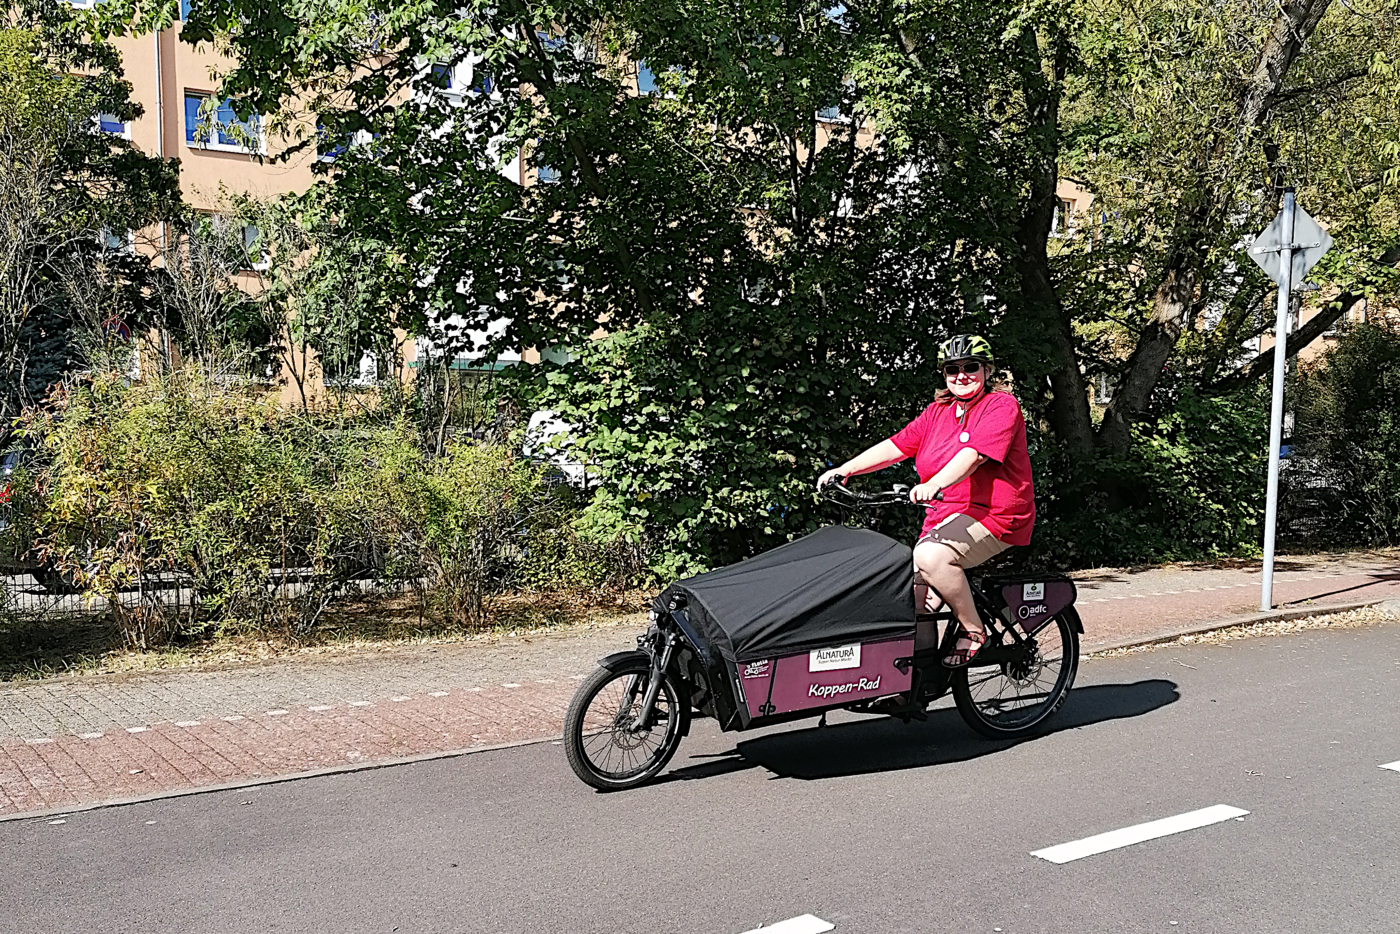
left=563, top=483, right=1082, bottom=790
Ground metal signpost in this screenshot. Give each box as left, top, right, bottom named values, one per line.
left=1247, top=187, right=1333, bottom=610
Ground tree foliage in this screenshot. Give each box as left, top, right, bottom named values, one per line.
left=1288, top=320, right=1400, bottom=545
left=111, top=0, right=1400, bottom=570
left=0, top=1, right=181, bottom=418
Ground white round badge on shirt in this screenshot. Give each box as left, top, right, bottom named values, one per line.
left=959, top=431, right=970, bottom=443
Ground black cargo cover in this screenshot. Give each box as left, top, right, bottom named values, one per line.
left=656, top=525, right=915, bottom=664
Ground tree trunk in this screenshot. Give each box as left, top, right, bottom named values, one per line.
left=1012, top=28, right=1094, bottom=458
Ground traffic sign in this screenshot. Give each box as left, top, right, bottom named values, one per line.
left=1248, top=203, right=1333, bottom=288
left=1246, top=189, right=1334, bottom=613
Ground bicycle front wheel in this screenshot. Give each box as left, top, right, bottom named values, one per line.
left=563, top=657, right=684, bottom=791
left=952, top=609, right=1080, bottom=739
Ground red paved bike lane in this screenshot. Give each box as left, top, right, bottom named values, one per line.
left=1, top=552, right=1396, bottom=818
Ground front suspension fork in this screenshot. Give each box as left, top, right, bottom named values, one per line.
left=633, top=631, right=677, bottom=731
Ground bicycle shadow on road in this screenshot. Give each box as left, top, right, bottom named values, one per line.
left=664, top=679, right=1178, bottom=783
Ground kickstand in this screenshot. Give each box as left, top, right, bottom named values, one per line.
left=817, top=711, right=828, bottom=728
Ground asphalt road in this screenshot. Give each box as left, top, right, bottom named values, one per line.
left=3, top=622, right=1398, bottom=934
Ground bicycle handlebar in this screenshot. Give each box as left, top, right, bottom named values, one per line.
left=819, top=477, right=943, bottom=508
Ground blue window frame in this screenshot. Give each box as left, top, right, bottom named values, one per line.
left=98, top=113, right=125, bottom=134
left=471, top=69, right=493, bottom=95
left=430, top=63, right=453, bottom=89
left=184, top=93, right=203, bottom=143
left=185, top=92, right=259, bottom=148
left=214, top=99, right=257, bottom=146
left=637, top=61, right=657, bottom=95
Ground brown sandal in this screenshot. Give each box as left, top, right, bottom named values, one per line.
left=943, top=627, right=988, bottom=668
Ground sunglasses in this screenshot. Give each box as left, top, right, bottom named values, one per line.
left=943, top=362, right=983, bottom=376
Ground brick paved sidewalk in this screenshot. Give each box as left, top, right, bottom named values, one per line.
left=1, top=550, right=1396, bottom=818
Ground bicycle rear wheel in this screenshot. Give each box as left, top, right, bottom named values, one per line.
left=952, top=609, right=1080, bottom=739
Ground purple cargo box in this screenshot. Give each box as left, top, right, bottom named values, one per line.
left=999, top=579, right=1076, bottom=635
left=739, top=635, right=913, bottom=719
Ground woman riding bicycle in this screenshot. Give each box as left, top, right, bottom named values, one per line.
left=816, top=334, right=1035, bottom=667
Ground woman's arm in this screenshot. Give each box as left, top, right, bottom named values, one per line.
left=911, top=447, right=987, bottom=502
left=817, top=439, right=908, bottom=488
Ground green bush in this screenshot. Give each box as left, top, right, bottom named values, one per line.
left=1288, top=321, right=1400, bottom=545
left=1028, top=387, right=1269, bottom=568
left=16, top=371, right=616, bottom=646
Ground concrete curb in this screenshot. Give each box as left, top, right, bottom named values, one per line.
left=1085, top=598, right=1387, bottom=655
left=4, top=598, right=1394, bottom=823
left=0, top=733, right=564, bottom=824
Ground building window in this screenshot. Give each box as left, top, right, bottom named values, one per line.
left=179, top=0, right=192, bottom=19
left=430, top=63, right=453, bottom=89
left=100, top=228, right=134, bottom=254
left=97, top=113, right=128, bottom=136
left=470, top=68, right=493, bottom=95
left=242, top=224, right=268, bottom=270
left=537, top=163, right=560, bottom=184
left=536, top=31, right=568, bottom=53
left=1052, top=198, right=1074, bottom=235
left=637, top=61, right=657, bottom=95
left=816, top=80, right=855, bottom=124
left=184, top=92, right=261, bottom=153
left=1093, top=373, right=1113, bottom=404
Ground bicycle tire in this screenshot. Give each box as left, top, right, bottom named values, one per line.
left=951, top=608, right=1080, bottom=739
left=563, top=657, right=684, bottom=791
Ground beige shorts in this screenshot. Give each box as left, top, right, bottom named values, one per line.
left=916, top=513, right=1010, bottom=569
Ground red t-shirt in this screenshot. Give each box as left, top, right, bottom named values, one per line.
left=888, top=391, right=1035, bottom=546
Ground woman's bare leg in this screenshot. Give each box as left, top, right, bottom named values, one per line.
left=913, top=540, right=983, bottom=636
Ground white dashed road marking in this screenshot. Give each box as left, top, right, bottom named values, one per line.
left=79, top=732, right=103, bottom=739
left=739, top=915, right=834, bottom=934
left=176, top=721, right=200, bottom=727
left=349, top=701, right=371, bottom=707
left=391, top=697, right=411, bottom=702
left=24, top=738, right=52, bottom=745
left=429, top=691, right=449, bottom=697
left=222, top=715, right=244, bottom=721
left=502, top=683, right=522, bottom=689
left=267, top=710, right=289, bottom=716
left=1031, top=804, right=1250, bottom=864
left=1381, top=760, right=1400, bottom=773
left=125, top=727, right=148, bottom=733
left=308, top=705, right=333, bottom=712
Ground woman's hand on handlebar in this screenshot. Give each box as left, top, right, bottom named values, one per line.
left=910, top=481, right=943, bottom=503
left=816, top=467, right=848, bottom=492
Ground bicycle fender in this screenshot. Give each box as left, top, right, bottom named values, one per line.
left=1063, top=605, right=1084, bottom=634
left=596, top=650, right=650, bottom=672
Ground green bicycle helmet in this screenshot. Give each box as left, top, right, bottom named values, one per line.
left=938, top=333, right=994, bottom=368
